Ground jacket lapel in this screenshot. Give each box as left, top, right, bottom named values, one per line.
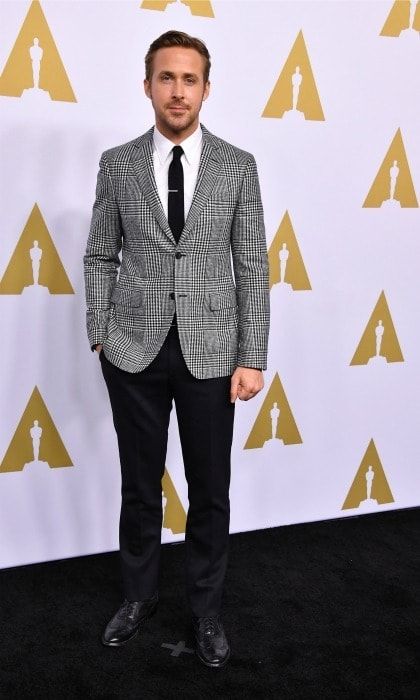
left=131, top=127, right=175, bottom=244
left=131, top=123, right=222, bottom=247
left=179, top=125, right=221, bottom=246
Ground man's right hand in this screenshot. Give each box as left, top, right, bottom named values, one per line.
left=95, top=344, right=103, bottom=354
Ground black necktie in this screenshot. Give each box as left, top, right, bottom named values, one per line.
left=168, top=145, right=184, bottom=243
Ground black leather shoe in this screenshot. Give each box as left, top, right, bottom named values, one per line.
left=101, top=593, right=158, bottom=647
left=192, top=615, right=230, bottom=668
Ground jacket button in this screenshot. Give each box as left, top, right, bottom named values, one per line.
left=169, top=292, right=175, bottom=300
left=175, top=252, right=182, bottom=259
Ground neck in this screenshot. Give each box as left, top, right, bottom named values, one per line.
left=155, top=118, right=199, bottom=144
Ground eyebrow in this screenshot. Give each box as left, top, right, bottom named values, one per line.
left=158, top=71, right=198, bottom=79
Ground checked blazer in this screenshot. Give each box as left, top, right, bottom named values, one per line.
left=83, top=124, right=270, bottom=379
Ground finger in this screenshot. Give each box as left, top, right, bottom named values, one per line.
left=238, top=386, right=259, bottom=401
left=237, top=385, right=249, bottom=401
left=230, top=378, right=239, bottom=403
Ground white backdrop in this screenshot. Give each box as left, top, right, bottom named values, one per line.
left=0, top=0, right=419, bottom=569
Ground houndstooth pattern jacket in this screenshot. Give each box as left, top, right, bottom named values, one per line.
left=83, top=124, right=270, bottom=379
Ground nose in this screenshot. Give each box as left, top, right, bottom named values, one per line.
left=171, top=78, right=185, bottom=100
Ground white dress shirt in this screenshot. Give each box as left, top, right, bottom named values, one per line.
left=152, top=123, right=202, bottom=222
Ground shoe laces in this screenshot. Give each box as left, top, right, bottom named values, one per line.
left=120, top=599, right=138, bottom=620
left=199, top=616, right=220, bottom=636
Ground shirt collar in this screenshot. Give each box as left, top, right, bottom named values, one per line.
left=153, top=123, right=202, bottom=166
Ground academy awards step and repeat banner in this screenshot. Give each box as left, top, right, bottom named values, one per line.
left=0, top=0, right=419, bottom=569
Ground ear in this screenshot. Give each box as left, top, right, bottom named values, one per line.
left=144, top=79, right=151, bottom=99
left=203, top=80, right=210, bottom=101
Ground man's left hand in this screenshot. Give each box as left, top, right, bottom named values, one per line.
left=230, top=367, right=264, bottom=403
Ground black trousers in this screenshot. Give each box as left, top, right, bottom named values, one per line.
left=99, top=321, right=235, bottom=617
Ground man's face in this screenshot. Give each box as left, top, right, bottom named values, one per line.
left=144, top=46, right=210, bottom=140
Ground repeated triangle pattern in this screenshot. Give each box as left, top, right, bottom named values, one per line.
left=1, top=1, right=418, bottom=573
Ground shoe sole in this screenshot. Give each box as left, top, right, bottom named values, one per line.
left=196, top=646, right=231, bottom=668
left=101, top=603, right=157, bottom=647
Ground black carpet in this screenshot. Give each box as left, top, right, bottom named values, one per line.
left=1, top=509, right=419, bottom=699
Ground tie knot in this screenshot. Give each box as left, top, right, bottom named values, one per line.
left=172, top=145, right=184, bottom=161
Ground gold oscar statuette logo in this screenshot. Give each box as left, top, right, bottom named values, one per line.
left=380, top=0, right=420, bottom=37
left=350, top=291, right=404, bottom=366
left=0, top=386, right=73, bottom=473
left=342, top=439, right=394, bottom=510
left=268, top=211, right=311, bottom=293
left=363, top=129, right=418, bottom=209
left=162, top=468, right=187, bottom=535
left=0, top=204, right=74, bottom=296
left=140, top=0, right=214, bottom=17
left=244, top=373, right=302, bottom=450
left=0, top=0, right=76, bottom=102
left=262, top=30, right=324, bottom=122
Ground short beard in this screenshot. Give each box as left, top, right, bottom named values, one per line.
left=159, top=107, right=198, bottom=135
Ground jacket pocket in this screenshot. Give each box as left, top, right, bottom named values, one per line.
left=208, top=289, right=238, bottom=311
left=110, top=287, right=144, bottom=308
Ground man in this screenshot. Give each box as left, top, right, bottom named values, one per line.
left=83, top=30, right=270, bottom=669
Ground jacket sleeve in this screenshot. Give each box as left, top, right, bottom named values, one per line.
left=83, top=152, right=122, bottom=351
left=230, top=155, right=270, bottom=370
